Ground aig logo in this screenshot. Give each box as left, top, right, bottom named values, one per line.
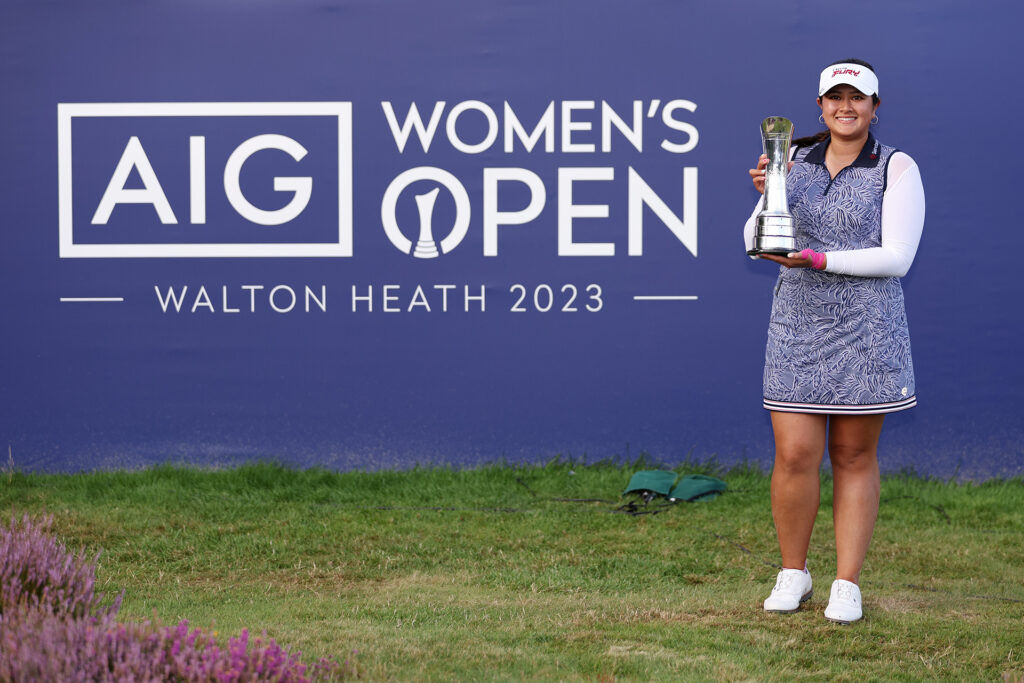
left=57, top=102, right=352, bottom=257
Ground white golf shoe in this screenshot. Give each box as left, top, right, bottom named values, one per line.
left=824, top=579, right=863, bottom=624
left=763, top=568, right=813, bottom=613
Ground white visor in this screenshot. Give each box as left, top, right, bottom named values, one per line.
left=818, top=63, right=878, bottom=97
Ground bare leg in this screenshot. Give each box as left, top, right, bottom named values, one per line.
left=770, top=411, right=828, bottom=570
left=827, top=414, right=885, bottom=584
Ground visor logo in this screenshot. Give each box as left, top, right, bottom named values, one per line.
left=832, top=68, right=861, bottom=77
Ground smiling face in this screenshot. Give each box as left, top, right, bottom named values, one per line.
left=817, top=84, right=879, bottom=142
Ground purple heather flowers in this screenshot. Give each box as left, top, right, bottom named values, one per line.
left=1, top=515, right=339, bottom=681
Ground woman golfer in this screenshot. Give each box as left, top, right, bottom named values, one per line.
left=744, top=58, right=925, bottom=623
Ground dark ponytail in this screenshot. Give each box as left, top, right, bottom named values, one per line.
left=793, top=58, right=879, bottom=149
left=792, top=130, right=830, bottom=148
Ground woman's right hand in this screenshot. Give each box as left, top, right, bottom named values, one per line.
left=749, top=154, right=768, bottom=194
left=749, top=155, right=794, bottom=194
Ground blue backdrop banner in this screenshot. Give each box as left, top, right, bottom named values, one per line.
left=1, top=0, right=1020, bottom=478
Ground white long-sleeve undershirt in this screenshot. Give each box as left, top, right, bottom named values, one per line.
left=743, top=151, right=925, bottom=277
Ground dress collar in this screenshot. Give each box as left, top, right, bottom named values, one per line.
left=802, top=133, right=881, bottom=168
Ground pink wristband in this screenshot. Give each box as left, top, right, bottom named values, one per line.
left=797, top=248, right=826, bottom=270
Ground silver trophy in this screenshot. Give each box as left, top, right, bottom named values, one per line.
left=749, top=116, right=797, bottom=255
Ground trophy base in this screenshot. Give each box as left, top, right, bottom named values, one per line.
left=752, top=213, right=796, bottom=256
left=750, top=233, right=796, bottom=256
left=747, top=246, right=794, bottom=256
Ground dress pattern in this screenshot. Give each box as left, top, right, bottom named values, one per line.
left=763, top=136, right=916, bottom=414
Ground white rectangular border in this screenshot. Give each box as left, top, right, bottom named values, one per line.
left=57, top=102, right=352, bottom=258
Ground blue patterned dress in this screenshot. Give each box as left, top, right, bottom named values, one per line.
left=763, top=134, right=916, bottom=414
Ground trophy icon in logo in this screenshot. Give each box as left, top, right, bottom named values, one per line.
left=748, top=116, right=797, bottom=255
left=381, top=167, right=471, bottom=258
left=413, top=188, right=441, bottom=259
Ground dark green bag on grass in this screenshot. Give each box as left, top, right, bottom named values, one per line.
left=620, top=471, right=727, bottom=514
left=670, top=474, right=728, bottom=502
left=622, top=470, right=678, bottom=502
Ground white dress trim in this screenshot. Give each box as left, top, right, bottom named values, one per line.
left=764, top=395, right=917, bottom=415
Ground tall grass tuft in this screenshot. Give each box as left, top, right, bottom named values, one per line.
left=0, top=515, right=344, bottom=682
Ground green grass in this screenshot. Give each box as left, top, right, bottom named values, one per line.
left=2, top=460, right=1023, bottom=681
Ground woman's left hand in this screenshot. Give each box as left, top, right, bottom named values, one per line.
left=758, top=251, right=823, bottom=269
